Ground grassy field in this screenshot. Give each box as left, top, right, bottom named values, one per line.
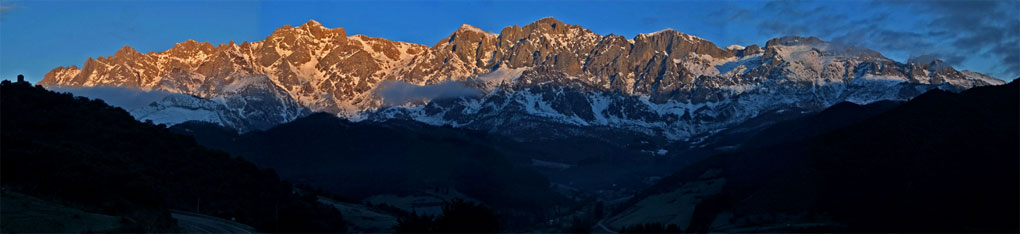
left=317, top=196, right=399, bottom=232
left=605, top=170, right=726, bottom=230
left=364, top=189, right=482, bottom=217
left=1, top=190, right=126, bottom=233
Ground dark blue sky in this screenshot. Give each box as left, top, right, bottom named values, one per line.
left=2, top=0, right=1017, bottom=83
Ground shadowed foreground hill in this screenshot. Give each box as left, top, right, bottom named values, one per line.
left=0, top=80, right=346, bottom=232
left=613, top=80, right=1019, bottom=232
left=171, top=112, right=566, bottom=230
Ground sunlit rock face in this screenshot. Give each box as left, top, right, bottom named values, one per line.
left=41, top=18, right=1004, bottom=139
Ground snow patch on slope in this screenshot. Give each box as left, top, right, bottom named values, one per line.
left=130, top=94, right=241, bottom=129
left=961, top=70, right=1007, bottom=85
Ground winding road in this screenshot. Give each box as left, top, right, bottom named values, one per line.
left=594, top=219, right=617, bottom=233
left=171, top=210, right=255, bottom=233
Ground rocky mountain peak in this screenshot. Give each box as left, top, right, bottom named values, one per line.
left=532, top=17, right=565, bottom=28
left=630, top=28, right=733, bottom=60
left=266, top=19, right=347, bottom=44
left=764, top=35, right=885, bottom=62
left=296, top=19, right=338, bottom=38
left=299, top=19, right=324, bottom=28
left=456, top=24, right=490, bottom=34
left=513, top=16, right=588, bottom=37
left=438, top=24, right=496, bottom=47
left=638, top=28, right=678, bottom=38
left=168, top=40, right=216, bottom=57
left=114, top=45, right=140, bottom=57
left=733, top=44, right=763, bottom=57
left=906, top=55, right=955, bottom=73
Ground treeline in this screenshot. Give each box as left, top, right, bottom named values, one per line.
left=0, top=80, right=346, bottom=232
left=619, top=222, right=683, bottom=233
left=394, top=198, right=500, bottom=233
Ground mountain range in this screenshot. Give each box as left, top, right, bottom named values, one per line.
left=38, top=17, right=1005, bottom=140
left=9, top=14, right=1017, bottom=233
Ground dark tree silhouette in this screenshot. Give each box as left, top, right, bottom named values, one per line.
left=0, top=79, right=346, bottom=232
left=394, top=198, right=500, bottom=233
left=619, top=222, right=682, bottom=233
left=395, top=212, right=437, bottom=233
left=434, top=198, right=500, bottom=233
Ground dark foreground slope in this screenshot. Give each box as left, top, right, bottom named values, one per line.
left=612, top=80, right=1019, bottom=232
left=171, top=114, right=565, bottom=230
left=0, top=80, right=345, bottom=232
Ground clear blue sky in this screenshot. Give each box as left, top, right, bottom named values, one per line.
left=2, top=0, right=1017, bottom=83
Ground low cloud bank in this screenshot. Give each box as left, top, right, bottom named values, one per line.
left=374, top=80, right=482, bottom=106
left=49, top=86, right=175, bottom=110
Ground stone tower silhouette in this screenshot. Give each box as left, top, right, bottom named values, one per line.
left=17, top=74, right=24, bottom=83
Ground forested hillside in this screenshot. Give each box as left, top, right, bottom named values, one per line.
left=0, top=80, right=346, bottom=232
